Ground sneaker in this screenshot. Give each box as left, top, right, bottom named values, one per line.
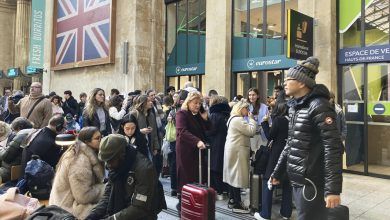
left=216, top=193, right=225, bottom=201
left=227, top=199, right=235, bottom=209
left=232, top=202, right=250, bottom=214
left=279, top=213, right=290, bottom=220
left=253, top=212, right=270, bottom=220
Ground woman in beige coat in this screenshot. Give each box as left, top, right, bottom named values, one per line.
left=223, top=100, right=256, bottom=214
left=49, top=127, right=104, bottom=219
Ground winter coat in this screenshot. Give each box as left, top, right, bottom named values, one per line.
left=206, top=103, right=230, bottom=173
left=82, top=108, right=112, bottom=136
left=20, top=127, right=61, bottom=175
left=63, top=96, right=79, bottom=117
left=129, top=109, right=161, bottom=151
left=272, top=84, right=343, bottom=196
left=85, top=146, right=166, bottom=220
left=49, top=141, right=105, bottom=219
left=334, top=103, right=347, bottom=141
left=8, top=95, right=52, bottom=129
left=0, top=132, right=18, bottom=182
left=263, top=116, right=289, bottom=180
left=223, top=116, right=256, bottom=188
left=175, top=110, right=210, bottom=191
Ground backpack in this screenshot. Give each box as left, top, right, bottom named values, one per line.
left=24, top=155, right=54, bottom=200
left=27, top=205, right=76, bottom=220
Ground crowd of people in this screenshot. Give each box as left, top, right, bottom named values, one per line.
left=0, top=57, right=347, bottom=220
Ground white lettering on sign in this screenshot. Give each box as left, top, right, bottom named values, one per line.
left=32, top=10, right=43, bottom=41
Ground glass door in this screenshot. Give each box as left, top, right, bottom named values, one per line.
left=367, top=63, right=390, bottom=176
left=343, top=65, right=365, bottom=173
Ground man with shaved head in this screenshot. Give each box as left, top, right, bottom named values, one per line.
left=8, top=82, right=52, bottom=128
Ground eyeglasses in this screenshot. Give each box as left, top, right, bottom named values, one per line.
left=30, top=86, right=41, bottom=89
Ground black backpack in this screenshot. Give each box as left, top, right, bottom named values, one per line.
left=24, top=155, right=55, bottom=200
left=27, top=205, right=76, bottom=220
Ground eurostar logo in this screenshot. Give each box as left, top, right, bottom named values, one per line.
left=176, top=66, right=181, bottom=74
left=247, top=59, right=255, bottom=69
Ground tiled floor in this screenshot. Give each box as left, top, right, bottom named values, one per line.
left=158, top=173, right=390, bottom=220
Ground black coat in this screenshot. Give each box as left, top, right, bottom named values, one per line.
left=63, top=96, right=79, bottom=117
left=20, top=127, right=60, bottom=174
left=206, top=103, right=230, bottom=173
left=272, top=84, right=343, bottom=196
left=85, top=146, right=166, bottom=220
left=82, top=108, right=112, bottom=136
left=263, top=116, right=289, bottom=180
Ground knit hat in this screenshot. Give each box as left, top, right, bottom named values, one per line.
left=98, top=134, right=127, bottom=162
left=0, top=121, right=11, bottom=142
left=286, top=57, right=320, bottom=89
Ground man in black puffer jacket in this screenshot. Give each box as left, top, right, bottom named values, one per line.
left=269, top=57, right=343, bottom=220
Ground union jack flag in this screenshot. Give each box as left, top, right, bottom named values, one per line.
left=54, top=0, right=112, bottom=67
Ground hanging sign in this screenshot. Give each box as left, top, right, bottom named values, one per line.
left=287, top=9, right=314, bottom=60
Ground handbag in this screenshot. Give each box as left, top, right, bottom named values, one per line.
left=164, top=121, right=176, bottom=142
left=252, top=140, right=273, bottom=175
left=0, top=187, right=41, bottom=220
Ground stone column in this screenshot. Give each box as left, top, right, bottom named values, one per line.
left=298, top=0, right=337, bottom=93
left=204, top=0, right=232, bottom=99
left=13, top=0, right=31, bottom=90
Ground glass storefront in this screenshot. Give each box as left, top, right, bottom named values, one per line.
left=232, top=0, right=297, bottom=99
left=339, top=0, right=390, bottom=177
left=165, top=0, right=206, bottom=91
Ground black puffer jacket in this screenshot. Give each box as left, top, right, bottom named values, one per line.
left=272, top=84, right=343, bottom=196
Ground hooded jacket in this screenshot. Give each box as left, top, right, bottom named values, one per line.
left=271, top=84, right=343, bottom=196
left=85, top=146, right=166, bottom=220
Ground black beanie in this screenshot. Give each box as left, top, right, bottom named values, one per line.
left=286, top=57, right=320, bottom=88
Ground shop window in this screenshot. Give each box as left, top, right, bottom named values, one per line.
left=365, top=0, right=389, bottom=46
left=233, top=0, right=249, bottom=59
left=166, top=3, right=177, bottom=65
left=339, top=0, right=363, bottom=48
left=249, top=0, right=264, bottom=57
left=266, top=0, right=283, bottom=56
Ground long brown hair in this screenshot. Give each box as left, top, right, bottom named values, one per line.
left=247, top=88, right=261, bottom=115
left=85, top=88, right=107, bottom=119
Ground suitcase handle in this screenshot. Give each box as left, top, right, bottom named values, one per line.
left=198, top=144, right=211, bottom=187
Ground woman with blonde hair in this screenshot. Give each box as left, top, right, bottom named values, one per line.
left=175, top=92, right=210, bottom=212
left=82, top=88, right=111, bottom=136
left=49, top=127, right=104, bottom=219
left=223, top=100, right=256, bottom=214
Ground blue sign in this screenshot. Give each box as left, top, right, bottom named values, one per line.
left=338, top=44, right=390, bottom=64
left=373, top=103, right=386, bottom=115
left=26, top=66, right=43, bottom=75
left=232, top=55, right=297, bottom=72
left=7, top=68, right=21, bottom=78
left=166, top=63, right=205, bottom=76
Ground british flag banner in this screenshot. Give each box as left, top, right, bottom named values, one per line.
left=52, top=0, right=115, bottom=70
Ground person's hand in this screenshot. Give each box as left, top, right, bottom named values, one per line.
left=153, top=149, right=158, bottom=156
left=325, top=195, right=341, bottom=208
left=121, top=99, right=128, bottom=110
left=248, top=111, right=254, bottom=118
left=167, top=116, right=172, bottom=122
left=197, top=141, right=206, bottom=149
left=8, top=96, right=13, bottom=103
left=263, top=112, right=270, bottom=122
left=140, top=127, right=152, bottom=134
left=270, top=177, right=280, bottom=185
left=200, top=111, right=208, bottom=121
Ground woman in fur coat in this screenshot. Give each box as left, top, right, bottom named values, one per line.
left=49, top=126, right=105, bottom=219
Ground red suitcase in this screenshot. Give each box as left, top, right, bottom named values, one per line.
left=181, top=148, right=216, bottom=220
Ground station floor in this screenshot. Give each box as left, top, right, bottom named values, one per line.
left=158, top=173, right=390, bottom=220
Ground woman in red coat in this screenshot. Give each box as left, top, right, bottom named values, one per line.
left=175, top=92, right=210, bottom=211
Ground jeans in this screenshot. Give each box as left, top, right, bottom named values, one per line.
left=260, top=179, right=292, bottom=219
left=293, top=186, right=328, bottom=220
left=211, top=171, right=227, bottom=194
left=168, top=151, right=177, bottom=191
